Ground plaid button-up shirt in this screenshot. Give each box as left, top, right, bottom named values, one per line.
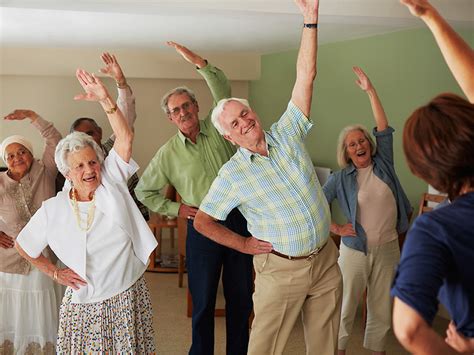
left=200, top=101, right=330, bottom=256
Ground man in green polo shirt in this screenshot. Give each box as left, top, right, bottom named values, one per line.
left=135, top=42, right=253, bottom=355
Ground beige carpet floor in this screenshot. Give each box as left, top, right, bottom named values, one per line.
left=146, top=242, right=449, bottom=355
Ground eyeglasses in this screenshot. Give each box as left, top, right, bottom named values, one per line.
left=6, top=148, right=29, bottom=162
left=347, top=138, right=367, bottom=150
left=168, top=101, right=194, bottom=118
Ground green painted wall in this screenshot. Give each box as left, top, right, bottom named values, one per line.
left=249, top=27, right=474, bottom=223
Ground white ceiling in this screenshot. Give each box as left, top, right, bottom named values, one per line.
left=1, top=0, right=473, bottom=54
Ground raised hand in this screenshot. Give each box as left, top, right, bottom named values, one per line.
left=4, top=109, right=39, bottom=121
left=74, top=69, right=109, bottom=102
left=0, top=232, right=14, bottom=249
left=243, top=236, right=273, bottom=255
left=55, top=267, right=87, bottom=290
left=400, top=0, right=433, bottom=18
left=99, top=52, right=126, bottom=85
left=294, top=0, right=319, bottom=23
left=167, top=41, right=207, bottom=69
left=353, top=66, right=373, bottom=92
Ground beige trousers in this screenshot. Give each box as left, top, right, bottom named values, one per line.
left=249, top=238, right=342, bottom=355
left=337, top=239, right=400, bottom=351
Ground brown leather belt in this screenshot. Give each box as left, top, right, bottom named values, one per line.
left=271, top=241, right=328, bottom=260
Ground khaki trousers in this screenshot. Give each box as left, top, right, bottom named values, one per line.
left=249, top=238, right=342, bottom=355
left=338, top=239, right=400, bottom=351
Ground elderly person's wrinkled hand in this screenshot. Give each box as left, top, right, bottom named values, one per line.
left=4, top=109, right=39, bottom=122
left=167, top=41, right=207, bottom=69
left=178, top=204, right=199, bottom=220
left=99, top=52, right=126, bottom=86
left=0, top=231, right=14, bottom=249
left=74, top=69, right=109, bottom=102
left=55, top=267, right=87, bottom=290
left=243, top=236, right=273, bottom=255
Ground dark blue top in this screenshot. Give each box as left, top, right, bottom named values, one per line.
left=323, top=126, right=412, bottom=253
left=391, top=192, right=474, bottom=337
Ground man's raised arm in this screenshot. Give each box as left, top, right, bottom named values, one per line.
left=291, top=0, right=319, bottom=117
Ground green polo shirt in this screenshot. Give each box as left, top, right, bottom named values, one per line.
left=135, top=64, right=235, bottom=216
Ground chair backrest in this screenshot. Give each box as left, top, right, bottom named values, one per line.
left=417, top=192, right=447, bottom=216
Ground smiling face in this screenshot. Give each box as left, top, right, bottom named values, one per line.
left=5, top=143, right=34, bottom=180
left=167, top=92, right=200, bottom=137
left=345, top=129, right=372, bottom=168
left=65, top=146, right=101, bottom=200
left=219, top=100, right=265, bottom=150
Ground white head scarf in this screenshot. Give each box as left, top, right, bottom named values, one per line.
left=0, top=135, right=34, bottom=164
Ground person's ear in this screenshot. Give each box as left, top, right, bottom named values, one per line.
left=223, top=134, right=236, bottom=146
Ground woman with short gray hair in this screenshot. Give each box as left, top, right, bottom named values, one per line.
left=54, top=131, right=104, bottom=177
left=323, top=67, right=412, bottom=355
left=15, top=69, right=157, bottom=353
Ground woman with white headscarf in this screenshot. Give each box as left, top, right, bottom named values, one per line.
left=0, top=110, right=62, bottom=354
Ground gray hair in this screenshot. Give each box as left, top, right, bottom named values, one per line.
left=54, top=132, right=104, bottom=176
left=336, top=124, right=376, bottom=169
left=211, top=98, right=251, bottom=136
left=161, top=86, right=197, bottom=114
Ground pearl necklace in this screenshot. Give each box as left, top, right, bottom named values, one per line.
left=71, top=188, right=96, bottom=231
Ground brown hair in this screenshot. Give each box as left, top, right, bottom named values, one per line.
left=403, top=93, right=474, bottom=200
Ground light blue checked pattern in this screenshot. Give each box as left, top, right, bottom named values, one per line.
left=200, top=101, right=330, bottom=256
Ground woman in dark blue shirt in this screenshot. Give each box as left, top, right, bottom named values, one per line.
left=393, top=0, right=474, bottom=354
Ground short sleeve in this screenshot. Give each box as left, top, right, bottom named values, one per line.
left=103, top=148, right=139, bottom=184
left=16, top=205, right=49, bottom=258
left=199, top=173, right=240, bottom=221
left=391, top=214, right=449, bottom=325
left=270, top=101, right=313, bottom=141
left=322, top=172, right=337, bottom=204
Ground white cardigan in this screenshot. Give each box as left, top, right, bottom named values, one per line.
left=17, top=149, right=157, bottom=303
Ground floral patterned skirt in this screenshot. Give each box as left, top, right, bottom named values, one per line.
left=57, top=276, right=156, bottom=354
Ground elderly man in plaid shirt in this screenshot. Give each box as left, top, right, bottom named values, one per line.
left=194, top=1, right=342, bottom=354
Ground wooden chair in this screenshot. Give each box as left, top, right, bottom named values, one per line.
left=418, top=192, right=447, bottom=216
left=147, top=185, right=179, bottom=273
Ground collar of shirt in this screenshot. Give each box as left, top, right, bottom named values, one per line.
left=344, top=158, right=378, bottom=176
left=177, top=120, right=209, bottom=145
left=238, top=132, right=276, bottom=163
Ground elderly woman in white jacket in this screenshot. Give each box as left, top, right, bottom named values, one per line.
left=15, top=69, right=157, bottom=353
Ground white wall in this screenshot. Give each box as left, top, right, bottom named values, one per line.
left=0, top=48, right=258, bottom=171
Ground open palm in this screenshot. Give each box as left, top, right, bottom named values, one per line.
left=74, top=69, right=108, bottom=102
left=353, top=66, right=373, bottom=92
